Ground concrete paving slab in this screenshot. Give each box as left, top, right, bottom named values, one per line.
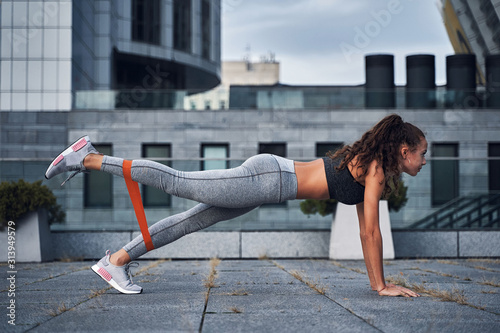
left=203, top=312, right=379, bottom=333
left=203, top=260, right=377, bottom=333
left=273, top=259, right=500, bottom=333
left=0, top=259, right=499, bottom=332
left=459, top=259, right=500, bottom=271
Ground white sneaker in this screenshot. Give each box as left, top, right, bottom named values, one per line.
left=91, top=250, right=143, bottom=294
left=45, top=135, right=99, bottom=185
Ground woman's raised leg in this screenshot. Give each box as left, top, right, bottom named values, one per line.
left=93, top=203, right=258, bottom=294
left=123, top=203, right=258, bottom=260
left=99, top=154, right=296, bottom=208
left=45, top=137, right=296, bottom=209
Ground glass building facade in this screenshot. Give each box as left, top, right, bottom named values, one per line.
left=1, top=0, right=72, bottom=111
left=0, top=0, right=222, bottom=111
left=0, top=1, right=499, bottom=235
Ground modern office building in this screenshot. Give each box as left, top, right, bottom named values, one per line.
left=185, top=57, right=280, bottom=110
left=1, top=1, right=499, bottom=260
left=0, top=0, right=221, bottom=111
left=441, top=0, right=500, bottom=84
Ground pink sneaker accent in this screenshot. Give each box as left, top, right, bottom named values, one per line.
left=53, top=155, right=64, bottom=166
left=72, top=138, right=88, bottom=152
left=98, top=267, right=112, bottom=281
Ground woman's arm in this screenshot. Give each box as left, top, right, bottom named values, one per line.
left=356, top=202, right=377, bottom=291
left=359, top=161, right=420, bottom=297
left=359, top=178, right=386, bottom=292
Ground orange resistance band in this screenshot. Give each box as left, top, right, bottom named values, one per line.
left=122, top=160, right=155, bottom=252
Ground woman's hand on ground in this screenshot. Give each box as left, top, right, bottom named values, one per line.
left=378, top=284, right=420, bottom=297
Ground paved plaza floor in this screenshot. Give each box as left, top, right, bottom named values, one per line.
left=1, top=258, right=499, bottom=332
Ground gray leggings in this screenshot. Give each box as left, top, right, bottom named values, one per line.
left=100, top=154, right=298, bottom=259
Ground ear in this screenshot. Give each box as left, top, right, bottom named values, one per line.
left=400, top=145, right=409, bottom=159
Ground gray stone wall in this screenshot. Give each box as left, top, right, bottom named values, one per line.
left=1, top=109, right=500, bottom=231
left=0, top=111, right=68, bottom=158
left=393, top=230, right=500, bottom=258
left=47, top=230, right=500, bottom=260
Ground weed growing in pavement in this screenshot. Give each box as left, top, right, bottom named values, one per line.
left=199, top=257, right=222, bottom=332
left=271, top=261, right=285, bottom=270
left=466, top=259, right=500, bottom=265
left=88, top=287, right=111, bottom=299
left=134, top=259, right=167, bottom=276
left=330, top=261, right=367, bottom=275
left=350, top=267, right=366, bottom=275
left=229, top=307, right=243, bottom=313
left=421, top=269, right=457, bottom=279
left=58, top=255, right=85, bottom=262
left=48, top=302, right=72, bottom=317
left=87, top=287, right=111, bottom=309
left=479, top=278, right=500, bottom=288
left=138, top=276, right=160, bottom=284
left=204, top=258, right=221, bottom=289
left=289, top=270, right=327, bottom=295
left=269, top=260, right=328, bottom=295
left=473, top=265, right=497, bottom=272
left=436, top=260, right=459, bottom=265
left=386, top=273, right=486, bottom=310
left=226, top=289, right=249, bottom=296
left=481, top=289, right=497, bottom=294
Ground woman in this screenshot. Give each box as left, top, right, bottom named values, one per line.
left=45, top=114, right=426, bottom=297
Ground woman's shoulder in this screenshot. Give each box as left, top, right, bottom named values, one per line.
left=364, top=160, right=385, bottom=187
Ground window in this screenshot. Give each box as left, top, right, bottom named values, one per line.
left=202, top=144, right=229, bottom=170
left=132, top=0, right=161, bottom=45
left=142, top=144, right=171, bottom=207
left=316, top=142, right=343, bottom=158
left=85, top=144, right=112, bottom=208
left=259, top=143, right=286, bottom=157
left=259, top=143, right=287, bottom=207
left=201, top=0, right=211, bottom=60
left=173, top=0, right=191, bottom=52
left=431, top=143, right=459, bottom=206
left=489, top=143, right=500, bottom=192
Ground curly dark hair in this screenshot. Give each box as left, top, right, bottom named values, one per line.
left=328, top=114, right=425, bottom=198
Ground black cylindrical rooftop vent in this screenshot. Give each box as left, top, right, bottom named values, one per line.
left=486, top=54, right=500, bottom=108
left=365, top=54, right=395, bottom=108
left=446, top=54, right=477, bottom=108
left=406, top=54, right=436, bottom=108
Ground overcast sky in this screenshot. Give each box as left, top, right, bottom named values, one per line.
left=221, top=0, right=454, bottom=86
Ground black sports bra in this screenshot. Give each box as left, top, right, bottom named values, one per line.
left=322, top=157, right=365, bottom=205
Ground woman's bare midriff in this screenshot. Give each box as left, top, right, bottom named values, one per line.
left=294, top=159, right=330, bottom=200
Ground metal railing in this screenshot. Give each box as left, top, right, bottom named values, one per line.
left=2, top=158, right=500, bottom=231
left=409, top=193, right=500, bottom=229
left=72, top=86, right=500, bottom=110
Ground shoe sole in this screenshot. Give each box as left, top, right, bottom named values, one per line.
left=45, top=135, right=90, bottom=179
left=91, top=264, right=143, bottom=295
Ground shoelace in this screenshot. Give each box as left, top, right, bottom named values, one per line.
left=61, top=170, right=90, bottom=186
left=124, top=262, right=140, bottom=285
left=59, top=151, right=101, bottom=186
